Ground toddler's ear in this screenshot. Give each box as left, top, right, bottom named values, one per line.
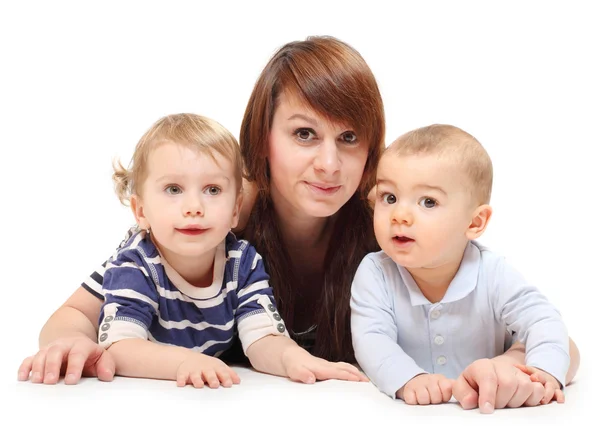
left=231, top=192, right=244, bottom=230
left=466, top=204, right=492, bottom=240
left=130, top=195, right=150, bottom=231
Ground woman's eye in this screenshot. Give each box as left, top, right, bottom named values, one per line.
left=294, top=128, right=316, bottom=142
left=340, top=131, right=358, bottom=144
left=165, top=185, right=182, bottom=195
left=382, top=193, right=396, bottom=204
left=204, top=186, right=221, bottom=196
left=419, top=197, right=437, bottom=208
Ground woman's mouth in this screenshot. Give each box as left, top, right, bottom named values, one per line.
left=305, top=182, right=341, bottom=195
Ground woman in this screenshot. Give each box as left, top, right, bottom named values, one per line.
left=19, top=36, right=579, bottom=410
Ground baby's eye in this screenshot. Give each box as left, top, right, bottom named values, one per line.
left=340, top=131, right=358, bottom=145
left=419, top=197, right=437, bottom=208
left=382, top=193, right=396, bottom=204
left=204, top=186, right=221, bottom=196
left=165, top=185, right=182, bottom=195
left=294, top=128, right=316, bottom=142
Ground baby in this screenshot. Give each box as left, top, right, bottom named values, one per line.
left=100, top=113, right=365, bottom=388
left=351, top=124, right=569, bottom=409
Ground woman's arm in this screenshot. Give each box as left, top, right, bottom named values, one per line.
left=18, top=286, right=115, bottom=385
left=39, top=286, right=102, bottom=345
left=499, top=337, right=580, bottom=385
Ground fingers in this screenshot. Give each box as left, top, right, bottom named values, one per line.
left=523, top=382, right=545, bottom=407
left=43, top=346, right=67, bottom=384
left=439, top=378, right=454, bottom=403
left=505, top=373, right=535, bottom=408
left=426, top=380, right=443, bottom=404
left=202, top=369, right=220, bottom=388
left=452, top=373, right=479, bottom=410
left=215, top=367, right=234, bottom=388
left=190, top=372, right=205, bottom=388
left=17, top=356, right=34, bottom=381
left=554, top=389, right=565, bottom=403
left=228, top=367, right=241, bottom=385
left=30, top=350, right=48, bottom=384
left=287, top=365, right=316, bottom=384
left=494, top=370, right=519, bottom=409
left=94, top=351, right=115, bottom=382
left=402, top=387, right=417, bottom=405
left=64, top=350, right=90, bottom=385
left=333, top=362, right=369, bottom=382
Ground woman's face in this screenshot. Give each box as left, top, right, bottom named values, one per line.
left=267, top=92, right=369, bottom=219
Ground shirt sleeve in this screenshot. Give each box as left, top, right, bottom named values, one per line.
left=98, top=246, right=159, bottom=349
left=350, top=256, right=427, bottom=398
left=493, top=256, right=570, bottom=387
left=81, top=226, right=138, bottom=300
left=234, top=243, right=290, bottom=354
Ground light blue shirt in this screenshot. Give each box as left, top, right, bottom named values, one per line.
left=350, top=241, right=570, bottom=398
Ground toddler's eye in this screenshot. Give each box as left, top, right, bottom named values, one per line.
left=419, top=197, right=437, bottom=208
left=166, top=186, right=182, bottom=195
left=205, top=186, right=221, bottom=196
left=382, top=193, right=396, bottom=204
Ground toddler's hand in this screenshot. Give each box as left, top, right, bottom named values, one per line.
left=176, top=353, right=240, bottom=389
left=281, top=346, right=368, bottom=384
left=18, top=335, right=115, bottom=385
left=515, top=364, right=565, bottom=405
left=397, top=373, right=454, bottom=405
left=453, top=358, right=546, bottom=413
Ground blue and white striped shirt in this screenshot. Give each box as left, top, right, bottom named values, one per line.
left=99, top=229, right=288, bottom=356
left=350, top=241, right=570, bottom=398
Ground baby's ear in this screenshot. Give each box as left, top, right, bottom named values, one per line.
left=466, top=204, right=492, bottom=240
left=130, top=195, right=150, bottom=231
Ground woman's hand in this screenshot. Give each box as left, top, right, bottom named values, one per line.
left=18, top=335, right=115, bottom=385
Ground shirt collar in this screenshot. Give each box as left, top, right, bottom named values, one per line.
left=396, top=241, right=482, bottom=306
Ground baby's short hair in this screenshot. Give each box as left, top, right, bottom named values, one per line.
left=385, top=124, right=493, bottom=204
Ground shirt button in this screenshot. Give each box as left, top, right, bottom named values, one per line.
left=434, top=335, right=444, bottom=345
left=437, top=356, right=447, bottom=365
left=430, top=310, right=441, bottom=319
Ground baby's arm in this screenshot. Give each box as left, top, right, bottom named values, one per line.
left=350, top=257, right=449, bottom=402
left=494, top=258, right=570, bottom=388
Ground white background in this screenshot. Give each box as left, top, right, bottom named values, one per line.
left=1, top=0, right=598, bottom=433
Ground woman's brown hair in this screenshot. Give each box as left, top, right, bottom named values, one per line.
left=239, top=36, right=384, bottom=361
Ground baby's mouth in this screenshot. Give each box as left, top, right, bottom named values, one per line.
left=394, top=236, right=414, bottom=243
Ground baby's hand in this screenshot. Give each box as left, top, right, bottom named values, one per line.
left=176, top=353, right=240, bottom=389
left=515, top=364, right=565, bottom=405
left=397, top=374, right=454, bottom=405
left=281, top=346, right=368, bottom=384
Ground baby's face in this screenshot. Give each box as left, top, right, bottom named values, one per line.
left=373, top=152, right=477, bottom=270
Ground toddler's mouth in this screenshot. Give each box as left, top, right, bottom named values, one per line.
left=394, top=236, right=414, bottom=243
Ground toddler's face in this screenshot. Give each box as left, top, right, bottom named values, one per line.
left=133, top=141, right=240, bottom=262
left=373, top=153, right=477, bottom=270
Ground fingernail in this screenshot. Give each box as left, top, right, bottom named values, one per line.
left=17, top=372, right=27, bottom=381
left=482, top=402, right=494, bottom=414
left=65, top=374, right=77, bottom=384
left=306, top=376, right=315, bottom=384
left=32, top=372, right=41, bottom=382
left=45, top=372, right=55, bottom=381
